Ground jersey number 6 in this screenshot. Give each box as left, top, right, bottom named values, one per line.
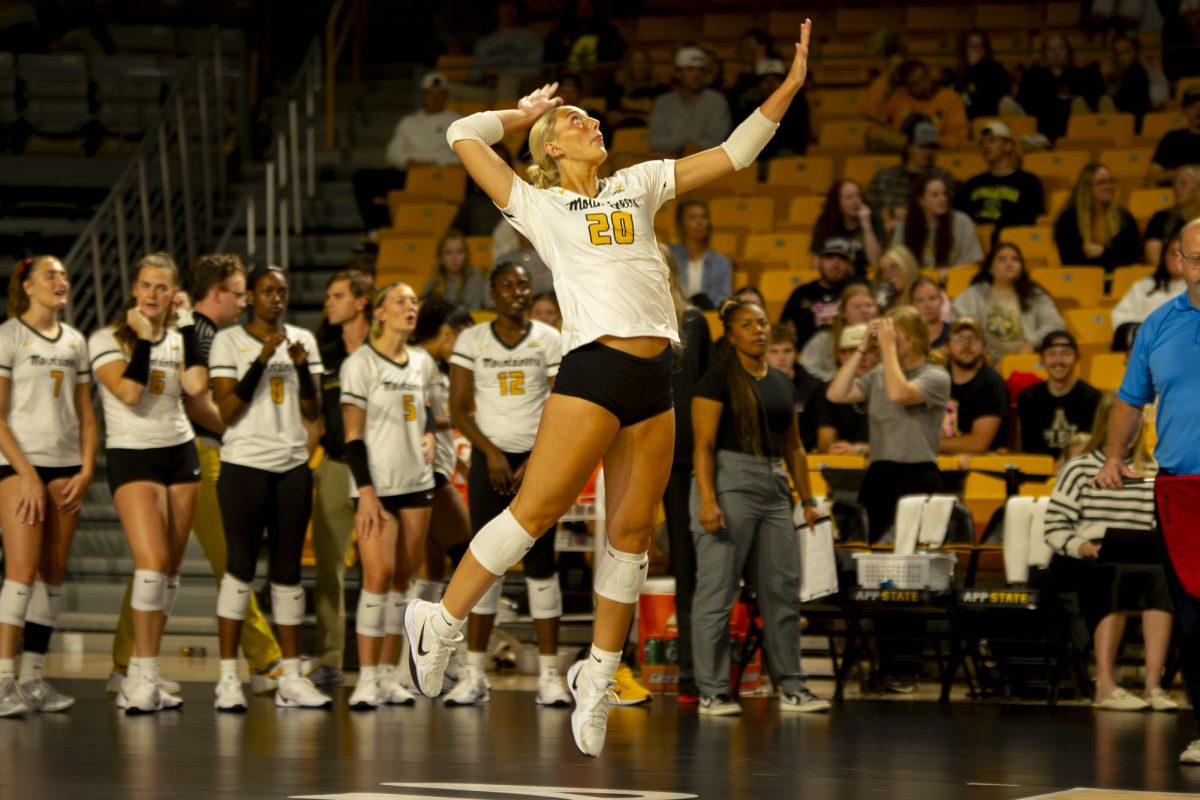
left=586, top=211, right=634, bottom=246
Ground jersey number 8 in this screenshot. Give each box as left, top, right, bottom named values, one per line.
left=586, top=211, right=634, bottom=246
left=498, top=371, right=525, bottom=396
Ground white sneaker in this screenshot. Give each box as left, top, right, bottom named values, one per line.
left=566, top=660, right=614, bottom=757
left=536, top=674, right=571, bottom=707
left=1094, top=688, right=1150, bottom=712
left=377, top=667, right=417, bottom=706
left=107, top=670, right=181, bottom=696
left=347, top=674, right=384, bottom=710
left=1182, top=740, right=1200, bottom=764
left=0, top=676, right=29, bottom=718
left=404, top=600, right=463, bottom=698
left=442, top=668, right=489, bottom=707
left=214, top=676, right=248, bottom=713
left=274, top=675, right=332, bottom=709
left=699, top=693, right=742, bottom=716
left=117, top=674, right=162, bottom=715
left=19, top=676, right=75, bottom=713
left=780, top=686, right=831, bottom=713
left=1147, top=688, right=1179, bottom=712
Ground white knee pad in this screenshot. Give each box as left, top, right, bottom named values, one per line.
left=131, top=570, right=168, bottom=613
left=384, top=591, right=407, bottom=636
left=526, top=574, right=562, bottom=620
left=594, top=545, right=649, bottom=605
left=469, top=508, right=536, bottom=576
left=356, top=590, right=387, bottom=638
left=472, top=578, right=504, bottom=616
left=217, top=574, right=252, bottom=621
left=0, top=581, right=32, bottom=627
left=414, top=578, right=444, bottom=603
left=26, top=581, right=64, bottom=627
left=270, top=583, right=305, bottom=627
left=163, top=576, right=180, bottom=618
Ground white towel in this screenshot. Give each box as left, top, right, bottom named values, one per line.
left=1003, top=497, right=1035, bottom=584
left=917, top=495, right=956, bottom=548
left=893, top=495, right=925, bottom=555
left=1028, top=497, right=1053, bottom=568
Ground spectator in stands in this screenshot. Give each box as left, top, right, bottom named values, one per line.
left=729, top=28, right=778, bottom=105
left=1114, top=233, right=1186, bottom=351
left=866, top=119, right=956, bottom=235
left=866, top=60, right=969, bottom=152
left=1104, top=35, right=1167, bottom=131
left=956, top=121, right=1046, bottom=237
left=913, top=276, right=949, bottom=349
left=669, top=199, right=732, bottom=309
left=649, top=47, right=732, bottom=157
left=875, top=244, right=921, bottom=311
left=352, top=73, right=461, bottom=230
left=816, top=324, right=875, bottom=457
left=766, top=324, right=823, bottom=452
left=1017, top=33, right=1105, bottom=142
left=606, top=47, right=668, bottom=132
left=421, top=230, right=488, bottom=311
left=734, top=285, right=765, bottom=307
left=1017, top=331, right=1102, bottom=455
left=694, top=41, right=726, bottom=93
left=826, top=307, right=951, bottom=537
left=1044, top=392, right=1172, bottom=712
left=734, top=58, right=810, bottom=159
left=894, top=175, right=984, bottom=274
left=1143, top=165, right=1200, bottom=266
left=952, top=243, right=1066, bottom=358
left=1054, top=163, right=1142, bottom=270
left=780, top=245, right=855, bottom=350
left=1148, top=87, right=1200, bottom=186
left=954, top=29, right=1012, bottom=120
left=801, top=283, right=878, bottom=382
left=810, top=180, right=883, bottom=278
left=469, top=0, right=544, bottom=101
left=530, top=292, right=561, bottom=329
left=494, top=229, right=553, bottom=296
left=544, top=0, right=624, bottom=71
left=939, top=317, right=1009, bottom=456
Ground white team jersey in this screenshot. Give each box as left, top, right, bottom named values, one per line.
left=208, top=324, right=323, bottom=472
left=339, top=344, right=436, bottom=497
left=448, top=320, right=560, bottom=453
left=411, top=344, right=455, bottom=480
left=0, top=318, right=89, bottom=467
left=497, top=160, right=681, bottom=354
left=89, top=326, right=194, bottom=450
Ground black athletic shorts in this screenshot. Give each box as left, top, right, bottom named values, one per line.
left=552, top=341, right=673, bottom=426
left=357, top=487, right=436, bottom=513
left=434, top=471, right=450, bottom=489
left=0, top=464, right=82, bottom=485
left=106, top=441, right=201, bottom=494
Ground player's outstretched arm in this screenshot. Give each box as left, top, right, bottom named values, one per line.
left=448, top=83, right=563, bottom=208
left=675, top=19, right=811, bottom=196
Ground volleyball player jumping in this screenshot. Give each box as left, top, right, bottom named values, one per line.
left=406, top=21, right=813, bottom=758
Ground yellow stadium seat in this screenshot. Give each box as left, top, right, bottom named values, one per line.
left=1128, top=188, right=1174, bottom=222
left=472, top=309, right=497, bottom=324
left=1063, top=307, right=1112, bottom=345
left=844, top=154, right=901, bottom=189
left=944, top=263, right=979, bottom=299
left=1139, top=111, right=1187, bottom=142
left=634, top=15, right=697, bottom=42
left=765, top=156, right=834, bottom=191
left=970, top=116, right=1038, bottom=140
left=434, top=54, right=473, bottom=81
left=1099, top=148, right=1154, bottom=181
left=998, top=352, right=1047, bottom=380
left=700, top=168, right=758, bottom=198
left=808, top=470, right=828, bottom=498
left=1063, top=113, right=1135, bottom=149
left=941, top=152, right=988, bottom=181
left=835, top=6, right=902, bottom=34
left=999, top=225, right=1061, bottom=268
left=1024, top=151, right=1093, bottom=187
left=760, top=271, right=815, bottom=320
left=376, top=236, right=437, bottom=275
left=466, top=235, right=493, bottom=269
left=963, top=471, right=1007, bottom=531
left=403, top=165, right=467, bottom=204
left=611, top=127, right=652, bottom=155
left=968, top=454, right=1056, bottom=476
left=743, top=233, right=813, bottom=272
left=786, top=196, right=827, bottom=228
left=702, top=12, right=756, bottom=38
left=1109, top=265, right=1155, bottom=299
left=710, top=232, right=741, bottom=259
left=1088, top=351, right=1127, bottom=392
left=807, top=453, right=867, bottom=470
left=1047, top=188, right=1072, bottom=216
left=811, top=89, right=868, bottom=120
left=386, top=199, right=458, bottom=237
left=1030, top=267, right=1105, bottom=309
left=709, top=197, right=776, bottom=234
left=818, top=120, right=869, bottom=150
left=703, top=308, right=722, bottom=341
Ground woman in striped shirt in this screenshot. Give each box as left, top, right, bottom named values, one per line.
left=1044, top=391, right=1173, bottom=712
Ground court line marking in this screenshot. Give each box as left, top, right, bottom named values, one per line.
left=1018, top=790, right=1200, bottom=799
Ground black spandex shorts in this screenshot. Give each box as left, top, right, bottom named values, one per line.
left=552, top=341, right=673, bottom=427
left=0, top=464, right=81, bottom=484
left=106, top=441, right=201, bottom=494
left=379, top=487, right=436, bottom=512
left=434, top=471, right=450, bottom=489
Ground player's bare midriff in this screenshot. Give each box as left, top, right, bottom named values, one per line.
left=596, top=334, right=670, bottom=359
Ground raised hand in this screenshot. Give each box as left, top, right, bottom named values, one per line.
left=287, top=339, right=309, bottom=366
left=257, top=332, right=287, bottom=364
left=126, top=307, right=153, bottom=339
left=787, top=19, right=813, bottom=89
left=518, top=82, right=563, bottom=122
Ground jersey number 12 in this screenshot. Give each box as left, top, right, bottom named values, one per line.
left=498, top=371, right=525, bottom=396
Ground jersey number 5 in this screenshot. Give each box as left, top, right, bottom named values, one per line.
left=498, top=371, right=525, bottom=396
left=402, top=394, right=417, bottom=422
left=586, top=211, right=634, bottom=246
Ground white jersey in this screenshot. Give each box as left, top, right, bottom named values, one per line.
left=89, top=326, right=193, bottom=450
left=448, top=320, right=560, bottom=453
left=208, top=324, right=323, bottom=472
left=339, top=344, right=436, bottom=497
left=498, top=160, right=681, bottom=354
left=412, top=344, right=455, bottom=480
left=0, top=318, right=89, bottom=467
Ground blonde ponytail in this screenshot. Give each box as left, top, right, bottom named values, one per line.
left=526, top=108, right=563, bottom=190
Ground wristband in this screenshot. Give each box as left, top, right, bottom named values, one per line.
left=174, top=308, right=195, bottom=328
left=233, top=360, right=266, bottom=403
left=123, top=338, right=152, bottom=385
left=424, top=404, right=437, bottom=435
left=344, top=439, right=373, bottom=489
left=446, top=111, right=504, bottom=147
left=180, top=324, right=204, bottom=369
left=800, top=497, right=819, bottom=509
left=296, top=363, right=317, bottom=400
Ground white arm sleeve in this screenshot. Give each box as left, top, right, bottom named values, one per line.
left=719, top=109, right=780, bottom=172
left=446, top=111, right=505, bottom=147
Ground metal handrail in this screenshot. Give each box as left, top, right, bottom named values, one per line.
left=323, top=0, right=364, bottom=151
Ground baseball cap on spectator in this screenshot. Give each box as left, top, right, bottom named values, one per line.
left=980, top=121, right=1013, bottom=140
left=949, top=317, right=984, bottom=338
left=839, top=324, right=868, bottom=351
left=820, top=244, right=853, bottom=260
left=1184, top=87, right=1200, bottom=107
left=675, top=47, right=708, bottom=69
left=910, top=120, right=940, bottom=148
left=1039, top=330, right=1079, bottom=353
left=756, top=58, right=787, bottom=77
left=421, top=72, right=448, bottom=91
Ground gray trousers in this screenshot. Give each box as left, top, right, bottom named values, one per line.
left=690, top=449, right=805, bottom=698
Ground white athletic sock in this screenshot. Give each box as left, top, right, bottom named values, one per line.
left=466, top=651, right=488, bottom=674
left=0, top=658, right=14, bottom=679
left=432, top=602, right=466, bottom=638
left=219, top=659, right=239, bottom=682
left=281, top=657, right=300, bottom=679
left=19, top=652, right=44, bottom=682
left=129, top=656, right=159, bottom=681
left=588, top=645, right=621, bottom=683
left=538, top=654, right=558, bottom=678
left=360, top=665, right=378, bottom=683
